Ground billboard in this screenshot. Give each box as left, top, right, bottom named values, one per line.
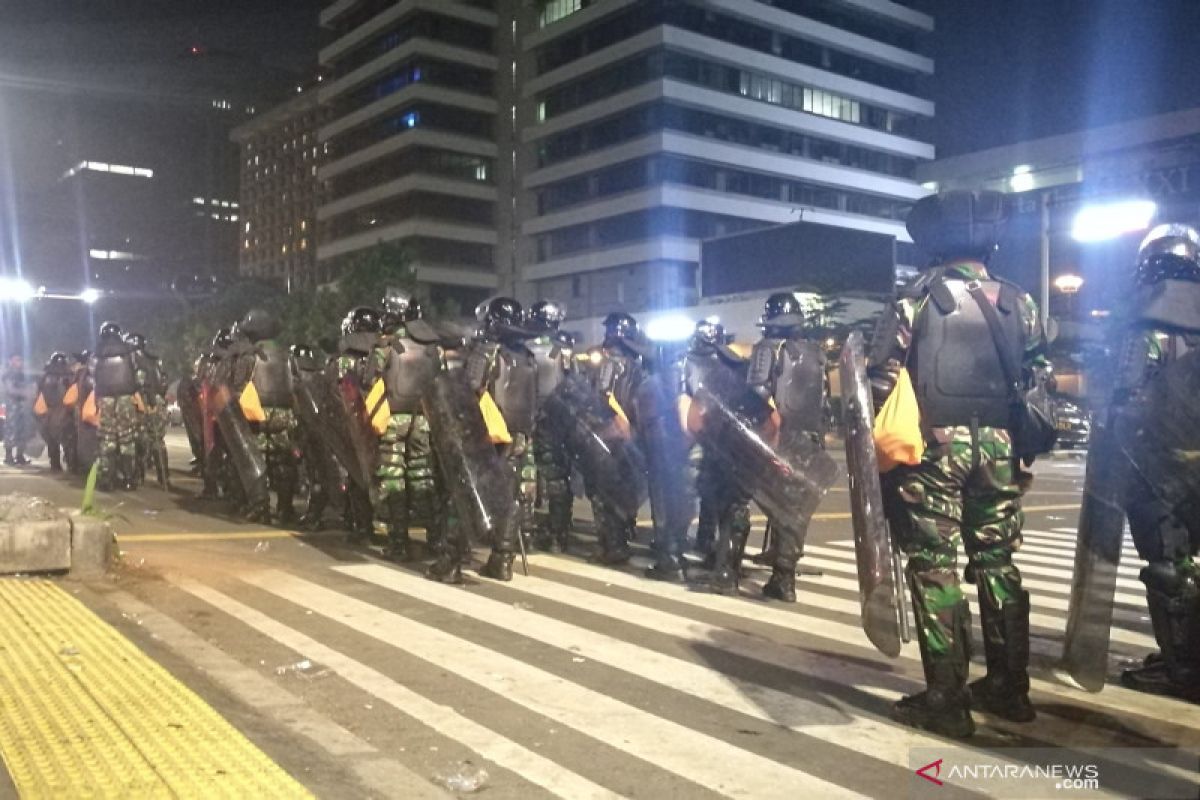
left=700, top=221, right=896, bottom=298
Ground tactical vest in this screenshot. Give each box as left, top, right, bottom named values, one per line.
left=94, top=352, right=138, bottom=397
left=383, top=335, right=439, bottom=414
left=39, top=371, right=70, bottom=408
left=529, top=337, right=567, bottom=404
left=135, top=354, right=166, bottom=401
left=339, top=332, right=379, bottom=358
left=251, top=340, right=294, bottom=408
left=911, top=277, right=1024, bottom=429
left=491, top=344, right=537, bottom=434
left=749, top=337, right=825, bottom=432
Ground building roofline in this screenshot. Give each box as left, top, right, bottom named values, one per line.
left=918, top=106, right=1200, bottom=183
left=230, top=91, right=320, bottom=142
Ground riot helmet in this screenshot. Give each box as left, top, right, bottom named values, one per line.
left=99, top=321, right=122, bottom=341
left=1136, top=224, right=1200, bottom=285
left=480, top=297, right=527, bottom=339
left=528, top=300, right=566, bottom=333
left=906, top=190, right=1007, bottom=263
left=602, top=311, right=639, bottom=344
left=124, top=332, right=146, bottom=352
left=74, top=350, right=90, bottom=365
left=690, top=317, right=725, bottom=349
left=48, top=352, right=68, bottom=368
left=289, top=343, right=315, bottom=362
left=213, top=327, right=234, bottom=350
left=380, top=290, right=423, bottom=331
left=342, top=306, right=382, bottom=336
left=240, top=308, right=280, bottom=342
left=758, top=292, right=806, bottom=330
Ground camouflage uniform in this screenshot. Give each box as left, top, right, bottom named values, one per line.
left=870, top=260, right=1045, bottom=713
left=98, top=395, right=140, bottom=488
left=256, top=406, right=300, bottom=517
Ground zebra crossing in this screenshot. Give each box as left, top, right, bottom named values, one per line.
left=112, top=524, right=1199, bottom=798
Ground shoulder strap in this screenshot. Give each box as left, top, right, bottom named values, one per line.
left=964, top=281, right=1022, bottom=400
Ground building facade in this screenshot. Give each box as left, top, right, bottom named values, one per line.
left=517, top=0, right=936, bottom=316
left=316, top=0, right=506, bottom=309
left=313, top=0, right=935, bottom=316
left=232, top=92, right=329, bottom=289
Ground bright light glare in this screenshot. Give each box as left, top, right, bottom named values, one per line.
left=0, top=277, right=36, bottom=303
left=80, top=288, right=102, bottom=304
left=1054, top=274, right=1084, bottom=293
left=1009, top=165, right=1035, bottom=193
left=644, top=314, right=695, bottom=342
left=1071, top=200, right=1157, bottom=243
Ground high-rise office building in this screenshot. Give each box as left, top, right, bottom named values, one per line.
left=518, top=0, right=935, bottom=317
left=232, top=91, right=329, bottom=289
left=316, top=0, right=506, bottom=309
left=314, top=0, right=934, bottom=316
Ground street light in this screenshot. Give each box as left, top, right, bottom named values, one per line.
left=0, top=277, right=36, bottom=303
left=79, top=288, right=102, bottom=305
left=1053, top=274, right=1084, bottom=293
left=1070, top=200, right=1157, bottom=243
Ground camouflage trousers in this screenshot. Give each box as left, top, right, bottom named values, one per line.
left=138, top=401, right=168, bottom=471
left=254, top=407, right=299, bottom=512
left=689, top=444, right=723, bottom=554
left=885, top=425, right=1027, bottom=688
left=534, top=413, right=572, bottom=542
left=373, top=413, right=439, bottom=543
left=98, top=396, right=140, bottom=488
left=495, top=432, right=537, bottom=553
left=4, top=401, right=31, bottom=449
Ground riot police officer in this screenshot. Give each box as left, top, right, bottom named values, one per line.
left=743, top=293, right=829, bottom=602
left=127, top=332, right=170, bottom=488
left=680, top=319, right=752, bottom=593
left=197, top=329, right=232, bottom=499
left=1113, top=225, right=1200, bottom=702
left=527, top=300, right=576, bottom=553
left=369, top=292, right=443, bottom=562
left=290, top=343, right=342, bottom=530
left=461, top=297, right=538, bottom=581
left=93, top=321, right=141, bottom=490
left=35, top=352, right=74, bottom=472
left=2, top=353, right=32, bottom=466
left=596, top=312, right=692, bottom=580
left=868, top=190, right=1046, bottom=737
left=239, top=309, right=300, bottom=525
left=334, top=306, right=384, bottom=542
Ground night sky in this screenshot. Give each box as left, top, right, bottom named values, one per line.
left=927, top=0, right=1200, bottom=156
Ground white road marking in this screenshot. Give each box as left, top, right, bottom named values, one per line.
left=175, top=578, right=624, bottom=800
left=252, top=570, right=869, bottom=800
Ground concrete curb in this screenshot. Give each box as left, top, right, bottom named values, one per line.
left=0, top=510, right=114, bottom=578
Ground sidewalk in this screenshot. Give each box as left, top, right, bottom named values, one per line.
left=0, top=577, right=310, bottom=797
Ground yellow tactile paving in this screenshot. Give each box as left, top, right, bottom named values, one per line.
left=0, top=579, right=311, bottom=798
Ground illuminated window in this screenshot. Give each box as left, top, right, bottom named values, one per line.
left=245, top=221, right=251, bottom=233
left=299, top=238, right=308, bottom=251
left=537, top=101, right=546, bottom=123
left=539, top=0, right=582, bottom=27
left=192, top=197, right=204, bottom=205
left=300, top=220, right=307, bottom=232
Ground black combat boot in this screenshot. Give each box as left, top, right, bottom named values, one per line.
left=971, top=588, right=1035, bottom=722
left=480, top=550, right=515, bottom=581
left=895, top=602, right=975, bottom=738
left=13, top=447, right=30, bottom=466
left=1122, top=572, right=1200, bottom=702
left=4, top=446, right=15, bottom=465
left=709, top=524, right=740, bottom=596
left=645, top=554, right=686, bottom=582
left=425, top=541, right=464, bottom=584
left=588, top=514, right=632, bottom=564
left=762, top=565, right=796, bottom=602
left=893, top=662, right=976, bottom=739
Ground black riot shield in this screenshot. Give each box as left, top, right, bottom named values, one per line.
left=543, top=372, right=647, bottom=519
left=692, top=370, right=838, bottom=538
left=292, top=374, right=346, bottom=501
left=178, top=380, right=205, bottom=460
left=1123, top=349, right=1200, bottom=514
left=840, top=332, right=903, bottom=657
left=212, top=384, right=269, bottom=507
left=633, top=368, right=694, bottom=544
left=308, top=370, right=378, bottom=505
left=423, top=371, right=517, bottom=545
left=1060, top=406, right=1130, bottom=692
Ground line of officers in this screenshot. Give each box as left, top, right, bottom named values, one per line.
left=28, top=191, right=1199, bottom=741
left=16, top=326, right=170, bottom=490
left=178, top=290, right=826, bottom=600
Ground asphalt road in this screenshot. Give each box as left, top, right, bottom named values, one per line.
left=2, top=432, right=1198, bottom=799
